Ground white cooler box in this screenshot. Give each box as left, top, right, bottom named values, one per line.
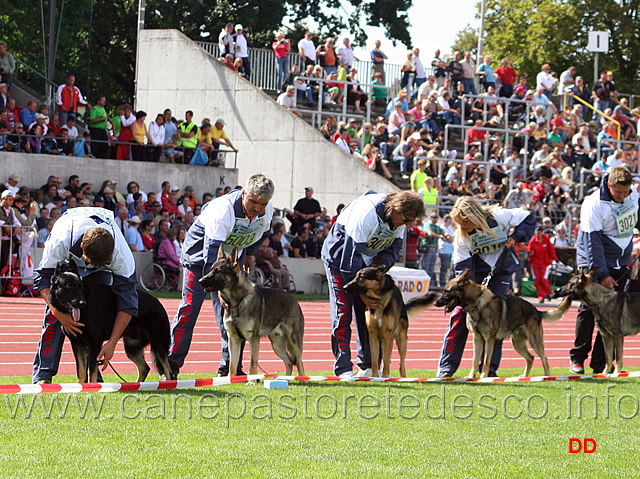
left=388, top=266, right=431, bottom=302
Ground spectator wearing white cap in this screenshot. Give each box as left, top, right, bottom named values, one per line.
left=233, top=24, right=253, bottom=80
left=4, top=174, right=20, bottom=195
left=125, top=215, right=144, bottom=252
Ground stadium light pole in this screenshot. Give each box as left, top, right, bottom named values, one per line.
left=476, top=0, right=487, bottom=92
left=134, top=0, right=146, bottom=110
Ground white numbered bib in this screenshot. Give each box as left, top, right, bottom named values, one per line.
left=225, top=222, right=261, bottom=250
left=612, top=201, right=637, bottom=238
left=470, top=227, right=508, bottom=255
left=362, top=223, right=397, bottom=256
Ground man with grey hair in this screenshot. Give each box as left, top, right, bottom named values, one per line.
left=218, top=22, right=235, bottom=56
left=0, top=41, right=15, bottom=91
left=169, top=174, right=275, bottom=377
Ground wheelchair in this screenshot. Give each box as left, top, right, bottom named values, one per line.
left=247, top=263, right=296, bottom=292
left=139, top=262, right=179, bottom=292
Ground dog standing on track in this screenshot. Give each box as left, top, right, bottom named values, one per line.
left=436, top=268, right=573, bottom=378
left=344, top=263, right=437, bottom=377
left=200, top=246, right=305, bottom=379
left=32, top=207, right=138, bottom=384
left=554, top=268, right=640, bottom=374
left=436, top=196, right=536, bottom=378
left=321, top=190, right=426, bottom=378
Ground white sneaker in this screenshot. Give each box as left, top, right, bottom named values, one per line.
left=339, top=371, right=355, bottom=378
left=355, top=368, right=373, bottom=377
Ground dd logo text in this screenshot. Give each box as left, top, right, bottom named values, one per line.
left=569, top=438, right=596, bottom=453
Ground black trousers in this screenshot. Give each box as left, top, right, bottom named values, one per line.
left=570, top=267, right=632, bottom=371
left=89, top=128, right=109, bottom=159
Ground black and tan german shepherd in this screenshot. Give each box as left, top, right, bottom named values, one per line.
left=435, top=269, right=574, bottom=378
left=343, top=263, right=438, bottom=378
left=199, top=245, right=305, bottom=380
left=49, top=261, right=178, bottom=383
left=552, top=267, right=640, bottom=374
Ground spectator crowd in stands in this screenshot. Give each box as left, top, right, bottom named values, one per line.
left=4, top=34, right=640, bottom=296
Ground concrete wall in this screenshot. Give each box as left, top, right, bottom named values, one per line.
left=0, top=151, right=237, bottom=203
left=135, top=29, right=398, bottom=211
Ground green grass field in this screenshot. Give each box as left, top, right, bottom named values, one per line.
left=2, top=367, right=639, bottom=478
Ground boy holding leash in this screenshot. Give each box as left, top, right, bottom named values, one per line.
left=32, top=207, right=137, bottom=384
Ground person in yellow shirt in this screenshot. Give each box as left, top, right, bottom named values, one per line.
left=211, top=117, right=239, bottom=166
left=418, top=176, right=441, bottom=217
left=197, top=121, right=215, bottom=164
left=410, top=158, right=429, bottom=192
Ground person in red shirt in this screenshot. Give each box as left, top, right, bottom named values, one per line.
left=406, top=219, right=426, bottom=269
left=528, top=226, right=557, bottom=302
left=494, top=58, right=518, bottom=98
left=467, top=119, right=486, bottom=148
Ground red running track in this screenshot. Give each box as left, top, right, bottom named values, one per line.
left=1, top=297, right=639, bottom=378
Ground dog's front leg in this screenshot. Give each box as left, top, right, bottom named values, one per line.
left=368, top=324, right=380, bottom=378
left=248, top=336, right=260, bottom=385
left=614, top=334, right=624, bottom=374
left=71, top=342, right=89, bottom=383
left=469, top=331, right=483, bottom=378
left=600, top=331, right=615, bottom=375
left=480, top=338, right=495, bottom=379
left=226, top=324, right=243, bottom=377
left=380, top=333, right=394, bottom=378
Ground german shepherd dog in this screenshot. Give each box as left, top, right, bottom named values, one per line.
left=199, top=245, right=305, bottom=379
left=49, top=261, right=178, bottom=383
left=343, top=263, right=438, bottom=378
left=435, top=269, right=573, bottom=378
left=552, top=267, right=640, bottom=374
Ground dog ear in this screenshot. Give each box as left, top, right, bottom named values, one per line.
left=376, top=263, right=390, bottom=276
left=459, top=268, right=471, bottom=282
left=230, top=246, right=239, bottom=265
left=217, top=244, right=225, bottom=261
left=586, top=267, right=598, bottom=280
left=54, top=262, right=62, bottom=276
left=372, top=257, right=384, bottom=267
left=68, top=260, right=79, bottom=275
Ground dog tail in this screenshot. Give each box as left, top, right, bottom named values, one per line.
left=405, top=292, right=439, bottom=321
left=541, top=294, right=573, bottom=323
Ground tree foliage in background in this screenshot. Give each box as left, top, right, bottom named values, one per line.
left=453, top=0, right=640, bottom=94
left=451, top=24, right=478, bottom=58
left=0, top=0, right=412, bottom=106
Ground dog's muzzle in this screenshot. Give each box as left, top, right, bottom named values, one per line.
left=344, top=281, right=365, bottom=296
left=435, top=295, right=459, bottom=313
left=199, top=276, right=225, bottom=292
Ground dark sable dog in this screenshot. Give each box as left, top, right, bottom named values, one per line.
left=344, top=263, right=438, bottom=378
left=49, top=261, right=178, bottom=383
left=199, top=245, right=305, bottom=380
left=553, top=267, right=640, bottom=374
left=435, top=269, right=573, bottom=378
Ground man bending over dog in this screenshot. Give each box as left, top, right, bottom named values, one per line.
left=570, top=166, right=640, bottom=375
left=321, top=190, right=425, bottom=377
left=32, top=207, right=137, bottom=384
left=169, top=174, right=274, bottom=377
